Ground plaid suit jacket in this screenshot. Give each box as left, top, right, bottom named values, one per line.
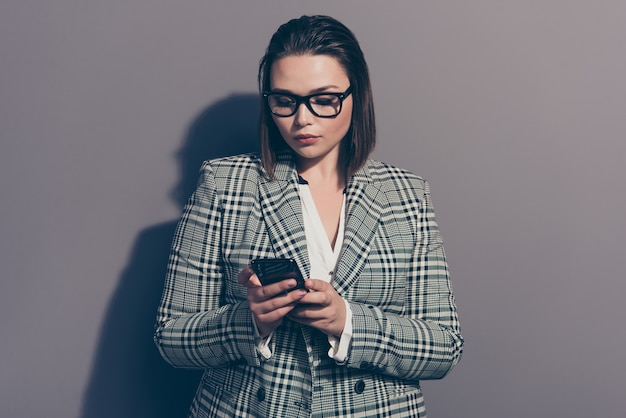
left=154, top=152, right=463, bottom=417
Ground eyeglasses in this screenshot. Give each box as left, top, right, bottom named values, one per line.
left=263, top=87, right=352, bottom=118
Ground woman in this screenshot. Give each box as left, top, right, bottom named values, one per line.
left=155, top=15, right=463, bottom=417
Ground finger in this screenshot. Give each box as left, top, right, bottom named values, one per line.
left=297, top=287, right=334, bottom=307
left=247, top=274, right=262, bottom=288
left=237, top=266, right=254, bottom=285
left=254, top=288, right=308, bottom=315
left=255, top=279, right=306, bottom=302
left=290, top=299, right=325, bottom=315
left=303, top=278, right=330, bottom=292
left=287, top=308, right=323, bottom=326
left=257, top=300, right=299, bottom=319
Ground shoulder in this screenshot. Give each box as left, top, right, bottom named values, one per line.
left=195, top=154, right=266, bottom=200
left=201, top=153, right=263, bottom=176
left=365, top=159, right=424, bottom=182
left=199, top=153, right=264, bottom=183
left=363, top=159, right=429, bottom=198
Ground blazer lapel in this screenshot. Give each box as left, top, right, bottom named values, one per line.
left=257, top=156, right=385, bottom=295
left=257, top=154, right=311, bottom=277
left=333, top=163, right=385, bottom=296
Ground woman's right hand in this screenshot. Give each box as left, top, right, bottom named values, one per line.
left=237, top=266, right=308, bottom=338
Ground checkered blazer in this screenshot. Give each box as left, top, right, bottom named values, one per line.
left=154, top=152, right=463, bottom=417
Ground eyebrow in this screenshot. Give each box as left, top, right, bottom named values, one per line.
left=269, top=85, right=343, bottom=95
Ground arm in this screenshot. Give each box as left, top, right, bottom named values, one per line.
left=153, top=162, right=260, bottom=369
left=345, top=180, right=463, bottom=380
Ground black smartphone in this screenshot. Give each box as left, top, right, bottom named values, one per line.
left=250, top=258, right=307, bottom=292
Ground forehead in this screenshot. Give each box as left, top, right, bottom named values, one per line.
left=269, top=54, right=349, bottom=93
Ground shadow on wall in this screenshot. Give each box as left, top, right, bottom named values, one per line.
left=80, top=94, right=261, bottom=418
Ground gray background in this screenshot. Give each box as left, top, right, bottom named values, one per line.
left=2, top=1, right=625, bottom=417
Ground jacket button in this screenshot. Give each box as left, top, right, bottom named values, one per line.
left=354, top=380, right=365, bottom=394
left=257, top=387, right=266, bottom=402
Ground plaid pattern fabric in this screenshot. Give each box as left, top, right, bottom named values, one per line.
left=154, top=152, right=463, bottom=417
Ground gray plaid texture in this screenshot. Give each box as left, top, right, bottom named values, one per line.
left=154, top=152, right=463, bottom=417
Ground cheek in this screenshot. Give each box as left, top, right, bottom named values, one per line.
left=272, top=116, right=291, bottom=137
left=334, top=106, right=353, bottom=136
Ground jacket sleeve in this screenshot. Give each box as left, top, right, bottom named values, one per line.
left=153, top=161, right=261, bottom=369
left=345, top=180, right=463, bottom=380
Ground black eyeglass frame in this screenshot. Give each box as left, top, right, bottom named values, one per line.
left=263, top=87, right=353, bottom=118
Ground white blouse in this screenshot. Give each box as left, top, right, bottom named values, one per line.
left=298, top=180, right=353, bottom=363
left=255, top=179, right=353, bottom=363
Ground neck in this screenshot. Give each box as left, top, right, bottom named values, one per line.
left=296, top=158, right=346, bottom=190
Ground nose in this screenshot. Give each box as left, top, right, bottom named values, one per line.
left=293, top=101, right=313, bottom=127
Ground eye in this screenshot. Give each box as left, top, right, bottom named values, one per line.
left=272, top=95, right=296, bottom=107
left=311, top=95, right=339, bottom=106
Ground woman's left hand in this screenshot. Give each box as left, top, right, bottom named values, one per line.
left=287, top=279, right=346, bottom=338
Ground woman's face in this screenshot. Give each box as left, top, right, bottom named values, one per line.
left=269, top=54, right=352, bottom=170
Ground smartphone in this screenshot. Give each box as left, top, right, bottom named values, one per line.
left=250, top=258, right=307, bottom=292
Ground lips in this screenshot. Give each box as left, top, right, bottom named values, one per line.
left=293, top=134, right=319, bottom=145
